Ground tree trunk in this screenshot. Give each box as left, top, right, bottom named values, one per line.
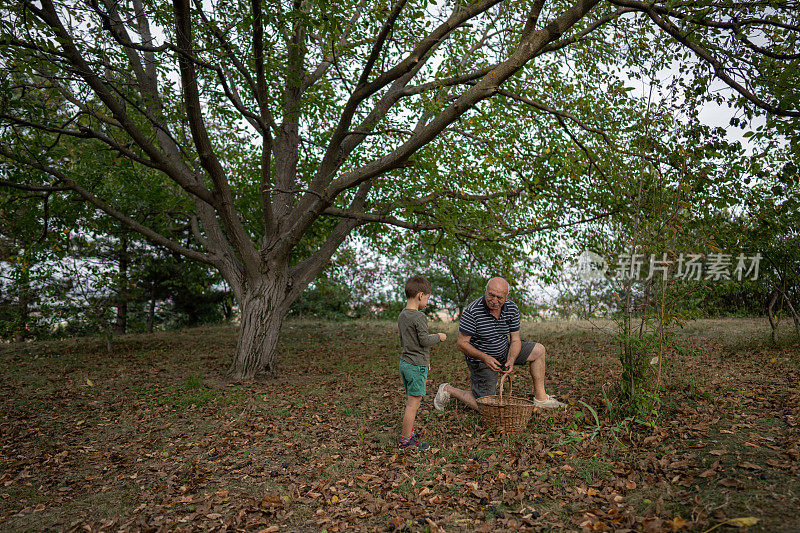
left=147, top=284, right=156, bottom=334
left=776, top=277, right=800, bottom=335
left=784, top=294, right=800, bottom=334
left=14, top=290, right=29, bottom=343
left=227, top=279, right=288, bottom=381
left=767, top=289, right=779, bottom=344
left=13, top=266, right=31, bottom=343
left=115, top=233, right=129, bottom=335
left=115, top=296, right=128, bottom=334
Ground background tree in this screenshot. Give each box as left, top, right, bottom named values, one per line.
left=387, top=234, right=538, bottom=319
left=0, top=160, right=81, bottom=341
left=1, top=0, right=798, bottom=379
left=740, top=165, right=800, bottom=341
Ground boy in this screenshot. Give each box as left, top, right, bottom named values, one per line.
left=397, top=275, right=446, bottom=451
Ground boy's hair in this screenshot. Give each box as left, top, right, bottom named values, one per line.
left=405, top=275, right=432, bottom=298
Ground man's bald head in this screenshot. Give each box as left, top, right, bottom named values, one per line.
left=486, top=277, right=510, bottom=296
left=484, top=277, right=510, bottom=312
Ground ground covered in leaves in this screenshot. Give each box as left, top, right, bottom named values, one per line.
left=1, top=318, right=799, bottom=532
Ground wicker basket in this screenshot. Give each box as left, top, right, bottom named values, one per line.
left=476, top=373, right=536, bottom=432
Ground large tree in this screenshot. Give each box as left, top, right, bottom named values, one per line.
left=0, top=0, right=797, bottom=379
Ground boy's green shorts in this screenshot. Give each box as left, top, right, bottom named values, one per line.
left=399, top=360, right=428, bottom=397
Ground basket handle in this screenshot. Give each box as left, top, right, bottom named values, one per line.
left=498, top=372, right=512, bottom=399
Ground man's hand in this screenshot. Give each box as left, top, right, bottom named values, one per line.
left=501, top=361, right=514, bottom=374
left=483, top=356, right=503, bottom=372
left=438, top=332, right=447, bottom=341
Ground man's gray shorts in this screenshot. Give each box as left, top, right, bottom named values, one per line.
left=465, top=341, right=539, bottom=399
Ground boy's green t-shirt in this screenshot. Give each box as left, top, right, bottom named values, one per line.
left=398, top=308, right=442, bottom=367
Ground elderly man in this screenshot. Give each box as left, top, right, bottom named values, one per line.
left=434, top=277, right=565, bottom=410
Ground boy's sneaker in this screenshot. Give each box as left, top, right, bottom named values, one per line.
left=434, top=383, right=451, bottom=411
left=398, top=432, right=430, bottom=451
left=533, top=395, right=566, bottom=408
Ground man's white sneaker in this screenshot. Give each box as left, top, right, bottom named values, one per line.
left=434, top=383, right=451, bottom=411
left=533, top=395, right=566, bottom=408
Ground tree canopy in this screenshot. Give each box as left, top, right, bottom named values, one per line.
left=1, top=0, right=798, bottom=378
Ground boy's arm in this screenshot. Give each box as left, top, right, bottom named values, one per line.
left=414, top=314, right=442, bottom=347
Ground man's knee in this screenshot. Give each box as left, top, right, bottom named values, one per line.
left=527, top=343, right=546, bottom=363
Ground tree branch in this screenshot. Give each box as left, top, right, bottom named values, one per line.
left=288, top=182, right=373, bottom=303
left=553, top=114, right=614, bottom=189
left=309, top=0, right=506, bottom=193
left=402, top=66, right=497, bottom=97
left=356, top=0, right=409, bottom=89
left=0, top=146, right=214, bottom=265
left=541, top=7, right=635, bottom=54
left=192, top=0, right=277, bottom=133
left=248, top=0, right=277, bottom=236
left=322, top=205, right=620, bottom=241
left=304, top=4, right=365, bottom=89
left=173, top=0, right=260, bottom=274
left=0, top=179, right=70, bottom=192
left=0, top=114, right=162, bottom=169
left=390, top=188, right=522, bottom=207
left=25, top=0, right=219, bottom=207
left=270, top=0, right=305, bottom=228
left=495, top=87, right=612, bottom=143
left=610, top=0, right=800, bottom=117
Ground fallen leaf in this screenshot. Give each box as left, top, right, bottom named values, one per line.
left=726, top=516, right=759, bottom=527
left=668, top=460, right=690, bottom=470
left=261, top=493, right=283, bottom=507
left=786, top=447, right=799, bottom=461
left=669, top=516, right=689, bottom=531
left=737, top=461, right=762, bottom=470
left=426, top=517, right=444, bottom=532
left=387, top=516, right=405, bottom=529
left=766, top=459, right=790, bottom=469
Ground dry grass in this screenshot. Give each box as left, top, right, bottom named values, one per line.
left=0, top=318, right=798, bottom=532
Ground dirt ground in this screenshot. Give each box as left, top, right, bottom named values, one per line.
left=1, top=318, right=798, bottom=531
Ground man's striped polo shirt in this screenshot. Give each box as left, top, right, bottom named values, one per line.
left=459, top=296, right=521, bottom=364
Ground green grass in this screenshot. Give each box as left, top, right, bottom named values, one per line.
left=1, top=319, right=798, bottom=531
left=571, top=457, right=614, bottom=484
